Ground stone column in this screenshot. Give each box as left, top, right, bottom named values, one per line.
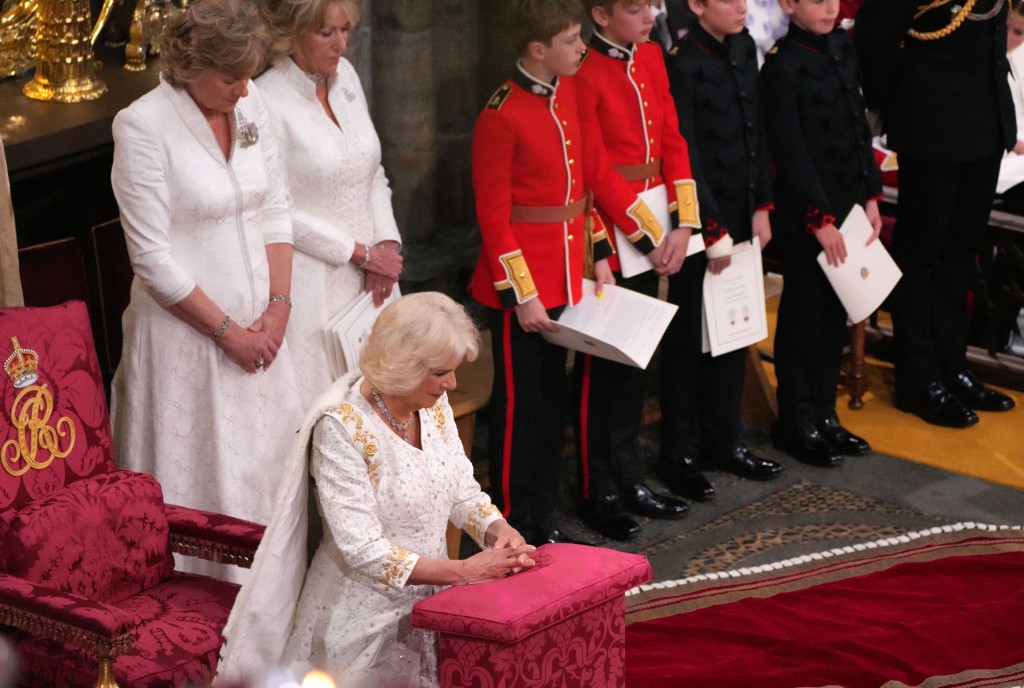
left=371, top=0, right=436, bottom=249
left=433, top=0, right=477, bottom=234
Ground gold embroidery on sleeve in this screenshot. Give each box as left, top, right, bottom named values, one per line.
left=463, top=502, right=502, bottom=543
left=380, top=545, right=415, bottom=587
left=626, top=198, right=665, bottom=244
left=674, top=179, right=701, bottom=228
left=332, top=403, right=380, bottom=489
left=498, top=251, right=538, bottom=303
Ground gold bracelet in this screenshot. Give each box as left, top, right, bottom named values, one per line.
left=269, top=293, right=292, bottom=307
left=459, top=559, right=470, bottom=585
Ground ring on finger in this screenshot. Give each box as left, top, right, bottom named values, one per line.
left=255, top=357, right=265, bottom=368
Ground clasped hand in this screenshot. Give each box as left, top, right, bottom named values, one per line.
left=462, top=542, right=537, bottom=584
left=648, top=228, right=691, bottom=276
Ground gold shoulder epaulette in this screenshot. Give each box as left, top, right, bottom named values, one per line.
left=486, top=83, right=512, bottom=110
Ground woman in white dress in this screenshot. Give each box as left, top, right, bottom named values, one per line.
left=219, top=293, right=536, bottom=688
left=258, top=0, right=404, bottom=406
left=110, top=0, right=303, bottom=537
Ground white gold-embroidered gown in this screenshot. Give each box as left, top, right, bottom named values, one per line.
left=109, top=80, right=304, bottom=539
left=257, top=58, right=402, bottom=406
left=280, top=376, right=502, bottom=687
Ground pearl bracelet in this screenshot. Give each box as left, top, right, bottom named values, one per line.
left=357, top=245, right=372, bottom=269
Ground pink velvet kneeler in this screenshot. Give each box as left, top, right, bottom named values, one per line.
left=412, top=543, right=651, bottom=688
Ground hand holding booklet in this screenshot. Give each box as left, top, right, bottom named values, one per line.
left=701, top=237, right=769, bottom=356
left=614, top=184, right=705, bottom=278
left=816, top=204, right=902, bottom=324
left=541, top=279, right=678, bottom=369
left=322, top=288, right=400, bottom=380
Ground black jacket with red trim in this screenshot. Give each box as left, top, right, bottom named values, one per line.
left=760, top=24, right=881, bottom=235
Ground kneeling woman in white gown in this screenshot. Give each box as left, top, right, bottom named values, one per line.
left=219, top=292, right=536, bottom=687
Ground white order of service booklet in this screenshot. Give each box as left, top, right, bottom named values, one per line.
left=613, top=184, right=704, bottom=278
left=701, top=237, right=769, bottom=356
left=542, top=279, right=678, bottom=369
left=815, top=204, right=902, bottom=325
left=322, top=288, right=401, bottom=379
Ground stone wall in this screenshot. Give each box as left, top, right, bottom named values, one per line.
left=347, top=0, right=516, bottom=297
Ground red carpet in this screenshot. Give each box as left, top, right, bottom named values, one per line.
left=625, top=525, right=1024, bottom=688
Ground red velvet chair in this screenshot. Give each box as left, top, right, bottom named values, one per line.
left=0, top=300, right=264, bottom=688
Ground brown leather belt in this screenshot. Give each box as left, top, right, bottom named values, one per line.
left=614, top=158, right=661, bottom=182
left=509, top=197, right=587, bottom=223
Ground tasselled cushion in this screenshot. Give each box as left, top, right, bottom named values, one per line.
left=0, top=469, right=173, bottom=604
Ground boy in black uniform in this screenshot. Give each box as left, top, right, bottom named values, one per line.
left=856, top=0, right=1017, bottom=427
left=660, top=0, right=784, bottom=486
left=761, top=0, right=882, bottom=467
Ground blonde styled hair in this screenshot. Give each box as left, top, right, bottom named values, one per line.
left=360, top=292, right=480, bottom=397
left=160, top=0, right=269, bottom=87
left=263, top=0, right=360, bottom=60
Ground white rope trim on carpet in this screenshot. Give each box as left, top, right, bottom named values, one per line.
left=626, top=521, right=1024, bottom=597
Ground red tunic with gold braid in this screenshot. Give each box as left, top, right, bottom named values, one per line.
left=576, top=34, right=732, bottom=271
left=470, top=66, right=648, bottom=310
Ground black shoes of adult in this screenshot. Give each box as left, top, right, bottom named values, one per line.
left=658, top=455, right=716, bottom=501
left=896, top=381, right=979, bottom=428
left=945, top=371, right=1016, bottom=412
left=773, top=425, right=843, bottom=467
left=622, top=484, right=689, bottom=519
left=716, top=447, right=784, bottom=481
left=585, top=494, right=642, bottom=541
left=818, top=415, right=871, bottom=456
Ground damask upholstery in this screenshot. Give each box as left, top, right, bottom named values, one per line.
left=1, top=470, right=173, bottom=605
left=0, top=300, right=263, bottom=687
left=412, top=543, right=651, bottom=688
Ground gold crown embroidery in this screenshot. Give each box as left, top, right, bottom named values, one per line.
left=3, top=337, right=76, bottom=478
left=5, top=337, right=39, bottom=389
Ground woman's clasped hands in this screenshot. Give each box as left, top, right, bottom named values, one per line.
left=459, top=541, right=537, bottom=585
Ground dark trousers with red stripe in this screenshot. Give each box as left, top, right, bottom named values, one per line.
left=573, top=270, right=658, bottom=502
left=486, top=305, right=568, bottom=535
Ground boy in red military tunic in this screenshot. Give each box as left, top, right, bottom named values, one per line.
left=471, top=0, right=662, bottom=544
left=571, top=0, right=727, bottom=541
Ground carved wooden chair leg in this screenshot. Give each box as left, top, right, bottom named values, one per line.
left=845, top=320, right=868, bottom=409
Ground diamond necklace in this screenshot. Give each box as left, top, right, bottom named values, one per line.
left=371, top=387, right=415, bottom=442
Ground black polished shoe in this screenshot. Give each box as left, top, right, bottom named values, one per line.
left=945, top=371, right=1016, bottom=412
left=896, top=381, right=980, bottom=428
left=818, top=415, right=871, bottom=456
left=622, top=483, right=689, bottom=519
left=715, top=446, right=784, bottom=481
left=658, top=455, right=716, bottom=501
left=774, top=424, right=844, bottom=468
left=585, top=494, right=641, bottom=541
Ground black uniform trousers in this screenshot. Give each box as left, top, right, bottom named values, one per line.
left=660, top=252, right=747, bottom=466
left=772, top=233, right=849, bottom=432
left=486, top=306, right=567, bottom=536
left=891, top=155, right=1002, bottom=399
left=573, top=270, right=658, bottom=501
